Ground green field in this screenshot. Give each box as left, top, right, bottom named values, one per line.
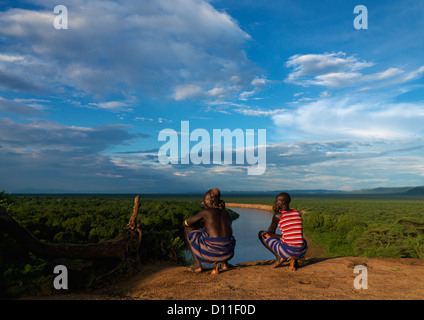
left=225, top=194, right=424, bottom=259
left=1, top=191, right=424, bottom=298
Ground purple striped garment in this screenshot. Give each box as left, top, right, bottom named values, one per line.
left=265, top=237, right=308, bottom=259
left=188, top=229, right=236, bottom=264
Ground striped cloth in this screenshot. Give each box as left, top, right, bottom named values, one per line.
left=278, top=210, right=304, bottom=246
left=264, top=237, right=308, bottom=259
left=188, top=229, right=236, bottom=264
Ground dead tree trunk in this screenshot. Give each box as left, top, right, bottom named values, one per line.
left=0, top=195, right=143, bottom=261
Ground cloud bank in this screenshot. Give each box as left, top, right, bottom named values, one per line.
left=0, top=0, right=254, bottom=101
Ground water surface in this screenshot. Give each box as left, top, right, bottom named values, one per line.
left=229, top=207, right=278, bottom=264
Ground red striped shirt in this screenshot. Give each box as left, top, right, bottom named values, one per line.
left=278, top=210, right=304, bottom=247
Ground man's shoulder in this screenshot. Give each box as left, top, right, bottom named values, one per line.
left=198, top=207, right=220, bottom=215
left=280, top=209, right=300, bottom=213
left=289, top=209, right=301, bottom=215
left=273, top=212, right=282, bottom=219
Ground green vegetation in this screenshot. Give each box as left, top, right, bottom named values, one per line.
left=225, top=193, right=424, bottom=259
left=0, top=192, right=239, bottom=298
left=293, top=197, right=424, bottom=259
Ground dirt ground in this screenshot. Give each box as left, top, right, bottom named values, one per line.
left=26, top=251, right=424, bottom=300
left=21, top=204, right=424, bottom=301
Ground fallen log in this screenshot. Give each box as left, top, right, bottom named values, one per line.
left=0, top=195, right=143, bottom=261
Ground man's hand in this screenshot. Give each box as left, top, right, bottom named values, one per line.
left=260, top=231, right=271, bottom=239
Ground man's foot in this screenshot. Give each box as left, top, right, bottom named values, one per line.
left=211, top=262, right=220, bottom=275
left=286, top=257, right=298, bottom=271
left=221, top=262, right=229, bottom=271
left=185, top=264, right=202, bottom=273
left=272, top=257, right=284, bottom=268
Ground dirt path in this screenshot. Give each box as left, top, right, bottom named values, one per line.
left=21, top=204, right=424, bottom=300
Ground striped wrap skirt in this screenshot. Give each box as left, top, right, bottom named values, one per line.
left=264, top=237, right=308, bottom=259
left=188, top=229, right=236, bottom=264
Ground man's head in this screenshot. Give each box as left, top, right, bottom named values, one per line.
left=273, top=192, right=291, bottom=212
left=203, top=188, right=223, bottom=208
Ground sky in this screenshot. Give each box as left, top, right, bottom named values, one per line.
left=1, top=0, right=424, bottom=193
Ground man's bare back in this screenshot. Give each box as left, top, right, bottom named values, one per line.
left=183, top=188, right=235, bottom=274
left=187, top=207, right=232, bottom=238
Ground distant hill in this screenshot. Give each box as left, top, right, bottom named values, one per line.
left=223, top=189, right=344, bottom=195
left=227, top=186, right=424, bottom=195
left=349, top=186, right=424, bottom=195
left=349, top=187, right=412, bottom=194
left=226, top=186, right=424, bottom=196
left=405, top=186, right=424, bottom=195
left=12, top=186, right=424, bottom=197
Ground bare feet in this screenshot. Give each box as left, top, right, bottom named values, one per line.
left=272, top=257, right=284, bottom=268
left=286, top=257, right=298, bottom=271
left=211, top=262, right=220, bottom=275
left=186, top=264, right=202, bottom=273
left=211, top=261, right=231, bottom=274
left=221, top=262, right=229, bottom=271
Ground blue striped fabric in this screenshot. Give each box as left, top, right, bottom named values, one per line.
left=188, top=229, right=236, bottom=263
left=265, top=237, right=308, bottom=259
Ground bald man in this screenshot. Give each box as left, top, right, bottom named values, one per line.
left=183, top=188, right=236, bottom=274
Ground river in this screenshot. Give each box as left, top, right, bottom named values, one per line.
left=229, top=207, right=278, bottom=264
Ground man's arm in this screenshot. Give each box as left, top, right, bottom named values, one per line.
left=261, top=213, right=282, bottom=239
left=183, top=209, right=207, bottom=227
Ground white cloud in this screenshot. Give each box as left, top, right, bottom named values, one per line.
left=0, top=97, right=45, bottom=115
left=285, top=51, right=424, bottom=90
left=174, top=85, right=204, bottom=100
left=250, top=77, right=268, bottom=88
left=0, top=118, right=144, bottom=151
left=363, top=67, right=404, bottom=82
left=234, top=107, right=286, bottom=116
left=174, top=76, right=270, bottom=102
left=0, top=54, right=24, bottom=62
left=207, top=87, right=226, bottom=97
left=272, top=96, right=424, bottom=141
left=88, top=101, right=131, bottom=112
left=259, top=138, right=424, bottom=191
left=0, top=0, right=253, bottom=101
left=312, top=72, right=362, bottom=88
left=238, top=77, right=269, bottom=100
left=96, top=173, right=123, bottom=178
left=286, top=52, right=373, bottom=84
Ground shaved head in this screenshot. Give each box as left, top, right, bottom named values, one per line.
left=203, top=188, right=222, bottom=208
left=210, top=188, right=221, bottom=198
left=273, top=192, right=291, bottom=212
left=276, top=192, right=291, bottom=204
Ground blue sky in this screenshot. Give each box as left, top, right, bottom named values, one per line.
left=1, top=0, right=424, bottom=193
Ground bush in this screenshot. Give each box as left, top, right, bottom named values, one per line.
left=0, top=190, right=14, bottom=211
